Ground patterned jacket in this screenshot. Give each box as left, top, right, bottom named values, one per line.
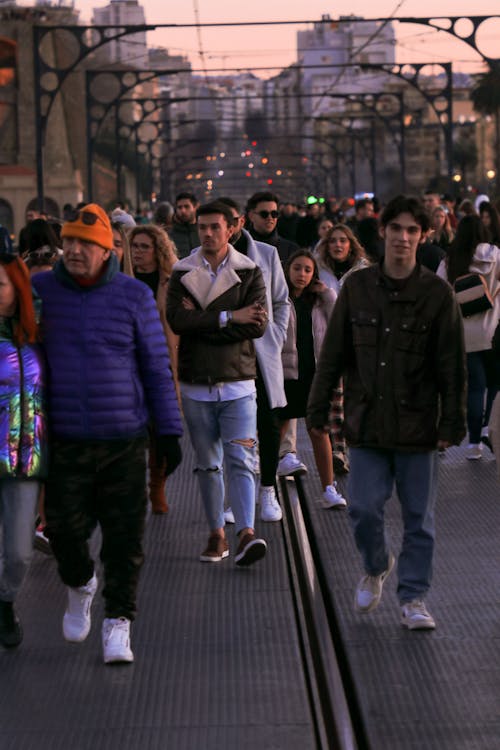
left=0, top=318, right=48, bottom=478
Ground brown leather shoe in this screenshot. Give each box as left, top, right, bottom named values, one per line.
left=235, top=532, right=267, bottom=567
left=200, top=534, right=229, bottom=562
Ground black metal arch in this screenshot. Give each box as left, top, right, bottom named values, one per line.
left=84, top=66, right=406, bottom=198
left=33, top=15, right=498, bottom=203
left=390, top=15, right=500, bottom=64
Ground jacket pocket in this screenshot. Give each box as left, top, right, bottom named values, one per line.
left=396, top=398, right=438, bottom=446
left=352, top=311, right=378, bottom=347
left=395, top=317, right=430, bottom=355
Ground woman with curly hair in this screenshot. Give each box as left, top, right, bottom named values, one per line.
left=316, top=223, right=370, bottom=293
left=129, top=224, right=179, bottom=514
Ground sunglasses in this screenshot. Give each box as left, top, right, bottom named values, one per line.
left=66, top=209, right=106, bottom=227
left=24, top=248, right=58, bottom=264
left=256, top=210, right=279, bottom=219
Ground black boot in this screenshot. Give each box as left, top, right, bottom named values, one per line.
left=0, top=600, right=23, bottom=648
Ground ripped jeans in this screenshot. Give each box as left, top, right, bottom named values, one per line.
left=182, top=393, right=258, bottom=533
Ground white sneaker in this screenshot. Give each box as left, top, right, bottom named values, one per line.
left=323, top=483, right=347, bottom=508
left=277, top=453, right=308, bottom=478
left=223, top=507, right=235, bottom=524
left=466, top=443, right=482, bottom=460
left=63, top=573, right=98, bottom=642
left=401, top=600, right=436, bottom=630
left=355, top=553, right=395, bottom=613
left=259, top=486, right=282, bottom=522
left=102, top=617, right=134, bottom=663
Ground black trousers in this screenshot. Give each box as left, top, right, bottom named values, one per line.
left=45, top=437, right=147, bottom=621
left=255, top=368, right=282, bottom=487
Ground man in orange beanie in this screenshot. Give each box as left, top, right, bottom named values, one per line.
left=32, top=203, right=183, bottom=665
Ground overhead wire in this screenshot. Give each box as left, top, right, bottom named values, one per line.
left=310, top=0, right=407, bottom=115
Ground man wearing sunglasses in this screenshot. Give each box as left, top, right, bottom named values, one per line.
left=246, top=191, right=298, bottom=265
left=31, top=203, right=183, bottom=665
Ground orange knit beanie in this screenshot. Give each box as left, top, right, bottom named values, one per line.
left=61, top=204, right=113, bottom=250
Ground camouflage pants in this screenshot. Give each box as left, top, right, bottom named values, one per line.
left=45, top=437, right=147, bottom=621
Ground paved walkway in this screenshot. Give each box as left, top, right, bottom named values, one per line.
left=1, top=428, right=499, bottom=749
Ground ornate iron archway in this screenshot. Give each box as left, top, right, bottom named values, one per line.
left=33, top=15, right=500, bottom=203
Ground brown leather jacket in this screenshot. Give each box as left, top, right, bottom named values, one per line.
left=166, top=247, right=267, bottom=385
left=306, top=263, right=467, bottom=451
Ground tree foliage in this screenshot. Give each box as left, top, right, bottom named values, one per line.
left=471, top=63, right=500, bottom=192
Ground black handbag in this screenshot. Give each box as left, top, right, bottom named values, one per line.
left=453, top=272, right=494, bottom=317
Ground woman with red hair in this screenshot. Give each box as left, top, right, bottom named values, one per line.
left=0, top=253, right=48, bottom=648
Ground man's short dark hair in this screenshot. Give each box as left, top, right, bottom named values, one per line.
left=380, top=195, right=429, bottom=232
left=355, top=198, right=373, bottom=212
left=246, top=191, right=280, bottom=212
left=197, top=200, right=235, bottom=226
left=217, top=196, right=241, bottom=215
left=175, top=192, right=197, bottom=205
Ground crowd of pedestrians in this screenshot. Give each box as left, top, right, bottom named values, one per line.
left=0, top=186, right=499, bottom=664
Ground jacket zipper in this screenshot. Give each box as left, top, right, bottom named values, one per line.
left=16, top=345, right=24, bottom=475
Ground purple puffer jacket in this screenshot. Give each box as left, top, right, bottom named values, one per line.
left=32, top=255, right=182, bottom=440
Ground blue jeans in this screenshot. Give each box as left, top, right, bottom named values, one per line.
left=348, top=448, right=438, bottom=604
left=467, top=350, right=500, bottom=443
left=182, top=394, right=257, bottom=534
left=0, top=479, right=40, bottom=601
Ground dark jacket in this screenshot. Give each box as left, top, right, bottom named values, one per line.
left=296, top=215, right=320, bottom=249
left=169, top=219, right=200, bottom=259
left=247, top=227, right=298, bottom=264
left=32, top=254, right=182, bottom=440
left=166, top=246, right=267, bottom=385
left=306, top=262, right=467, bottom=451
left=417, top=241, right=445, bottom=273
left=277, top=214, right=300, bottom=242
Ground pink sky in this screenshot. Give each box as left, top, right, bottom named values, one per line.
left=69, top=1, right=500, bottom=75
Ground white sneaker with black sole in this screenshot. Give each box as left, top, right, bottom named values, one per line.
left=323, top=483, right=347, bottom=508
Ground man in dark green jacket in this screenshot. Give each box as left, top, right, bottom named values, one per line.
left=307, top=195, right=466, bottom=631
left=169, top=192, right=200, bottom=259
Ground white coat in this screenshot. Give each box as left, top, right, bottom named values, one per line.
left=241, top=229, right=290, bottom=408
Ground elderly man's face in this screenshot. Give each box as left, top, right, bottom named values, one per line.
left=62, top=237, right=110, bottom=279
